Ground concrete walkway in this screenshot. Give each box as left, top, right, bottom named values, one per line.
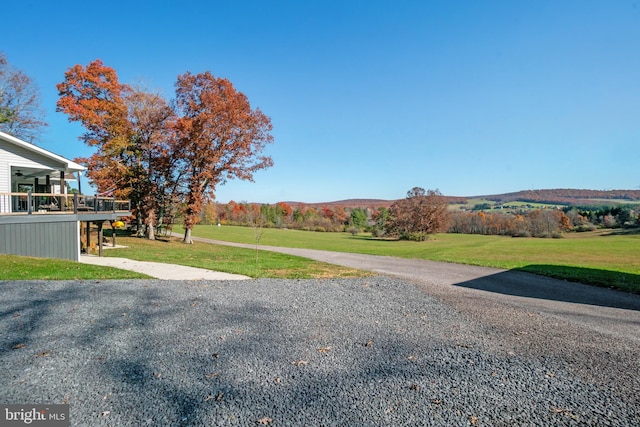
left=79, top=255, right=250, bottom=280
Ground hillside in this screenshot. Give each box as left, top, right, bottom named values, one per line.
left=282, top=199, right=396, bottom=209
left=281, top=189, right=640, bottom=208
left=477, top=189, right=640, bottom=206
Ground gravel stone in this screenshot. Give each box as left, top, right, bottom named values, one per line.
left=1, top=277, right=638, bottom=426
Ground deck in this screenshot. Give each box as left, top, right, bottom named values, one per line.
left=0, top=192, right=130, bottom=216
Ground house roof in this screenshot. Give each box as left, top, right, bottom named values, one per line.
left=0, top=130, right=86, bottom=173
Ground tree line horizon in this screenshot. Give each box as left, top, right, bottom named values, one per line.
left=202, top=187, right=640, bottom=241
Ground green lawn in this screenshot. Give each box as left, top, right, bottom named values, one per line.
left=102, top=237, right=368, bottom=279
left=0, top=254, right=149, bottom=280
left=178, top=225, right=640, bottom=293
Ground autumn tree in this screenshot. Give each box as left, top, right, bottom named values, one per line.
left=174, top=71, right=274, bottom=244
left=56, top=60, right=131, bottom=191
left=386, top=187, right=450, bottom=241
left=371, top=207, right=390, bottom=237
left=57, top=60, right=179, bottom=239
left=0, top=52, right=47, bottom=141
left=124, top=87, right=180, bottom=238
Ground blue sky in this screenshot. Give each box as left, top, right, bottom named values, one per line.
left=4, top=1, right=639, bottom=203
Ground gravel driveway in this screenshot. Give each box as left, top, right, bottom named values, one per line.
left=1, top=275, right=639, bottom=426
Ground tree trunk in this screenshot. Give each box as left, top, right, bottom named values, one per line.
left=146, top=209, right=156, bottom=240
left=183, top=227, right=193, bottom=244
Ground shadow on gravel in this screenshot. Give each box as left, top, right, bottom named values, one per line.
left=452, top=268, right=640, bottom=311
left=2, top=280, right=639, bottom=425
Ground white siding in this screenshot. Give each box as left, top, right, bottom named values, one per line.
left=0, top=139, right=66, bottom=174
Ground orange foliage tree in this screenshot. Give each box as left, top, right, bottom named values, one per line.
left=387, top=187, right=450, bottom=241
left=57, top=62, right=274, bottom=243
left=174, top=71, right=274, bottom=243
left=57, top=60, right=179, bottom=239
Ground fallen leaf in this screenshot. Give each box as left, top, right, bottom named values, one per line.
left=470, top=415, right=479, bottom=425
left=205, top=372, right=219, bottom=379
left=101, top=411, right=110, bottom=417
left=12, top=343, right=26, bottom=350
left=407, top=355, right=417, bottom=361
left=551, top=406, right=572, bottom=414
left=257, top=416, right=272, bottom=425
left=274, top=377, right=282, bottom=384
left=317, top=346, right=332, bottom=353
left=364, top=340, right=374, bottom=347
left=432, top=399, right=442, bottom=405
left=12, top=312, right=21, bottom=318
left=204, top=395, right=214, bottom=402
left=409, top=383, right=420, bottom=391
left=291, top=360, right=308, bottom=366
left=35, top=351, right=50, bottom=358
left=216, top=393, right=223, bottom=401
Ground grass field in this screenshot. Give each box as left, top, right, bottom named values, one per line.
left=0, top=254, right=149, bottom=280
left=177, top=224, right=640, bottom=293
left=102, top=237, right=368, bottom=279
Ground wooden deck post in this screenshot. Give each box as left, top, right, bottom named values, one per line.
left=86, top=221, right=91, bottom=253
left=97, top=221, right=104, bottom=257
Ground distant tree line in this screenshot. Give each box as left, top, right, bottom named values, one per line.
left=563, top=205, right=640, bottom=231
left=202, top=187, right=452, bottom=241
left=450, top=204, right=639, bottom=237
left=201, top=200, right=370, bottom=233
left=449, top=210, right=572, bottom=238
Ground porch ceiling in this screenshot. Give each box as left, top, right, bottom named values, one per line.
left=11, top=166, right=78, bottom=181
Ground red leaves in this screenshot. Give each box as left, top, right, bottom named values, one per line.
left=56, top=62, right=274, bottom=242
left=174, top=71, right=274, bottom=234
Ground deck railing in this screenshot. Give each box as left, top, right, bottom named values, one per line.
left=0, top=192, right=130, bottom=215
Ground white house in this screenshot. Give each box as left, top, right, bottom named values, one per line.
left=0, top=130, right=86, bottom=213
left=0, top=131, right=130, bottom=261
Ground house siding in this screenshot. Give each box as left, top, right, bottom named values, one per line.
left=0, top=139, right=67, bottom=193
left=0, top=216, right=80, bottom=261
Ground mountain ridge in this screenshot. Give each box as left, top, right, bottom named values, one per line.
left=278, top=189, right=640, bottom=208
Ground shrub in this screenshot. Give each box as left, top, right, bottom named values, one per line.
left=401, top=231, right=428, bottom=241
left=574, top=223, right=597, bottom=232
left=512, top=231, right=531, bottom=238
